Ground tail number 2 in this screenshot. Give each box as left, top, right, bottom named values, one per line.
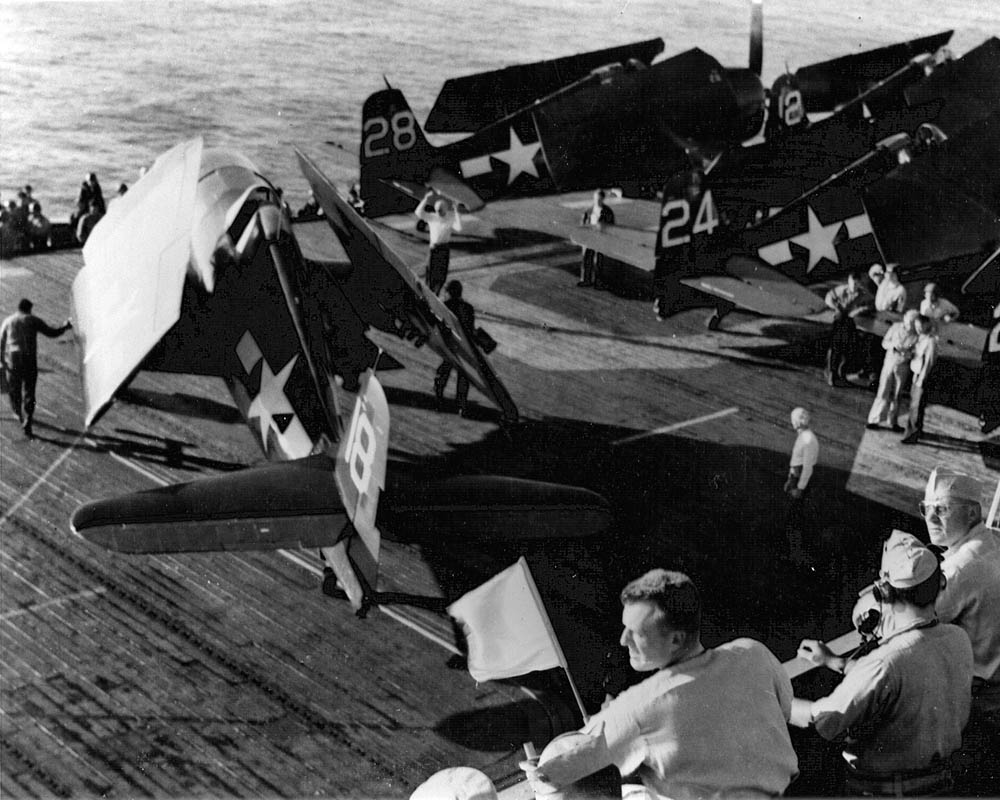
left=660, top=190, right=718, bottom=249
left=363, top=111, right=417, bottom=158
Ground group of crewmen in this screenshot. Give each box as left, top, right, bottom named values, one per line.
left=824, top=265, right=987, bottom=443
left=0, top=185, right=53, bottom=256
left=0, top=174, right=130, bottom=258
left=411, top=467, right=997, bottom=799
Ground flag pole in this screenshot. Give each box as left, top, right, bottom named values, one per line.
left=518, top=557, right=590, bottom=724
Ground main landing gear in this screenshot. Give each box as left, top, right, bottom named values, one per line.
left=706, top=300, right=736, bottom=331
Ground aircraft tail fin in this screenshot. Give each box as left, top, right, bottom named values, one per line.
left=360, top=88, right=438, bottom=216
left=327, top=370, right=389, bottom=612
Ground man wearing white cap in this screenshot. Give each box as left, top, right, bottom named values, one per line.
left=919, top=283, right=959, bottom=323
left=790, top=530, right=973, bottom=796
left=920, top=466, right=1000, bottom=787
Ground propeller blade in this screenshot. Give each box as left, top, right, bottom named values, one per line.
left=749, top=0, right=764, bottom=75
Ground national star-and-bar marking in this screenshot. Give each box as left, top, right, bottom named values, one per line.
left=757, top=203, right=874, bottom=272
left=236, top=331, right=313, bottom=458
left=459, top=127, right=542, bottom=184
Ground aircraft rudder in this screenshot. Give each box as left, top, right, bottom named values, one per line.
left=360, top=87, right=435, bottom=216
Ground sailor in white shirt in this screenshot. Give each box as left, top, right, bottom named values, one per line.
left=919, top=282, right=960, bottom=322
left=415, top=190, right=462, bottom=294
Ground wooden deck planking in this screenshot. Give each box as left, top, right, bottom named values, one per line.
left=2, top=224, right=996, bottom=798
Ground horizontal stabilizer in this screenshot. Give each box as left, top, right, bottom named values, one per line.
left=385, top=178, right=428, bottom=201
left=426, top=38, right=664, bottom=132
left=428, top=167, right=485, bottom=212
left=380, top=474, right=612, bottom=542
left=570, top=226, right=656, bottom=272
left=71, top=455, right=345, bottom=553
left=680, top=256, right=827, bottom=318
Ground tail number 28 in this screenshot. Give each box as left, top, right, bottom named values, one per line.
left=660, top=190, right=718, bottom=249
left=363, top=110, right=417, bottom=158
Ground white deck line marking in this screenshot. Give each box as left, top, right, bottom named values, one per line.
left=106, top=453, right=462, bottom=656
left=611, top=407, right=739, bottom=447
left=1, top=588, right=108, bottom=621
left=0, top=433, right=85, bottom=529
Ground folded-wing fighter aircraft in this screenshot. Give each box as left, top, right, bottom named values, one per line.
left=70, top=139, right=612, bottom=615
left=570, top=37, right=1000, bottom=332
left=355, top=0, right=952, bottom=218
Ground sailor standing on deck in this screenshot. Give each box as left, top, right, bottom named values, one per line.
left=1, top=298, right=72, bottom=439
left=791, top=530, right=973, bottom=797
left=785, top=407, right=819, bottom=567
left=577, top=189, right=615, bottom=288
left=415, top=190, right=462, bottom=295
left=824, top=273, right=873, bottom=386
left=866, top=310, right=918, bottom=431
left=900, top=314, right=937, bottom=444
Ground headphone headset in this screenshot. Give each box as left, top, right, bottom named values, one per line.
left=871, top=543, right=946, bottom=604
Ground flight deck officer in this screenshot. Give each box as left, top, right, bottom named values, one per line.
left=415, top=190, right=462, bottom=295
left=791, top=530, right=973, bottom=796
left=1, top=298, right=72, bottom=439
left=919, top=467, right=1000, bottom=788
left=522, top=569, right=799, bottom=799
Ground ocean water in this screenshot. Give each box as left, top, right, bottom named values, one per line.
left=0, top=0, right=995, bottom=222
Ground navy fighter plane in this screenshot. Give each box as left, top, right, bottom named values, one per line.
left=570, top=37, right=1000, bottom=337
left=70, top=139, right=612, bottom=616
left=355, top=0, right=952, bottom=218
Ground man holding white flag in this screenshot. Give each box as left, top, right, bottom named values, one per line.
left=520, top=569, right=798, bottom=799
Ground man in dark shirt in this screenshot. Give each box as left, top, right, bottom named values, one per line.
left=1, top=298, right=72, bottom=439
left=578, top=189, right=615, bottom=288
left=434, top=280, right=475, bottom=416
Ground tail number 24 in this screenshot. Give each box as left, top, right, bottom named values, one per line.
left=660, top=190, right=718, bottom=249
left=363, top=111, right=417, bottom=158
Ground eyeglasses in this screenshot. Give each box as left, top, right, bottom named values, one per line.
left=918, top=501, right=971, bottom=518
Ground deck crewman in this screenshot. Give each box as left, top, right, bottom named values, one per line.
left=1, top=298, right=72, bottom=439
left=791, top=530, right=973, bottom=797
left=415, top=190, right=462, bottom=295
left=919, top=467, right=1000, bottom=791
left=577, top=189, right=615, bottom=289
left=785, top=407, right=819, bottom=568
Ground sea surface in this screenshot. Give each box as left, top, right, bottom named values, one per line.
left=1, top=0, right=996, bottom=222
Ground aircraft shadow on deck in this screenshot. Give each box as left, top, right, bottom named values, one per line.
left=32, top=421, right=246, bottom=473
left=118, top=387, right=243, bottom=424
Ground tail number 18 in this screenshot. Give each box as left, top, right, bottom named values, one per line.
left=660, top=190, right=718, bottom=249
left=363, top=110, right=417, bottom=158
left=344, top=403, right=377, bottom=495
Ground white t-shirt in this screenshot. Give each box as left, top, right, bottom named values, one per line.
left=789, top=429, right=819, bottom=490
left=544, top=639, right=798, bottom=799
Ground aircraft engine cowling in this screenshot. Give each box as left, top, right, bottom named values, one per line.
left=724, top=68, right=767, bottom=142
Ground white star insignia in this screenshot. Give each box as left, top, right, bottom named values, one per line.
left=492, top=128, right=541, bottom=185
left=791, top=206, right=843, bottom=272
left=247, top=354, right=299, bottom=450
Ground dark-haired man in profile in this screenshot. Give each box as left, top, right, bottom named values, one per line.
left=791, top=530, right=973, bottom=796
left=524, top=569, right=798, bottom=799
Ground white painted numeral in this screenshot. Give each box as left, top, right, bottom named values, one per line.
left=345, top=407, right=376, bottom=494
left=692, top=190, right=718, bottom=237
left=781, top=88, right=805, bottom=127
left=660, top=198, right=691, bottom=249
left=362, top=111, right=417, bottom=158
